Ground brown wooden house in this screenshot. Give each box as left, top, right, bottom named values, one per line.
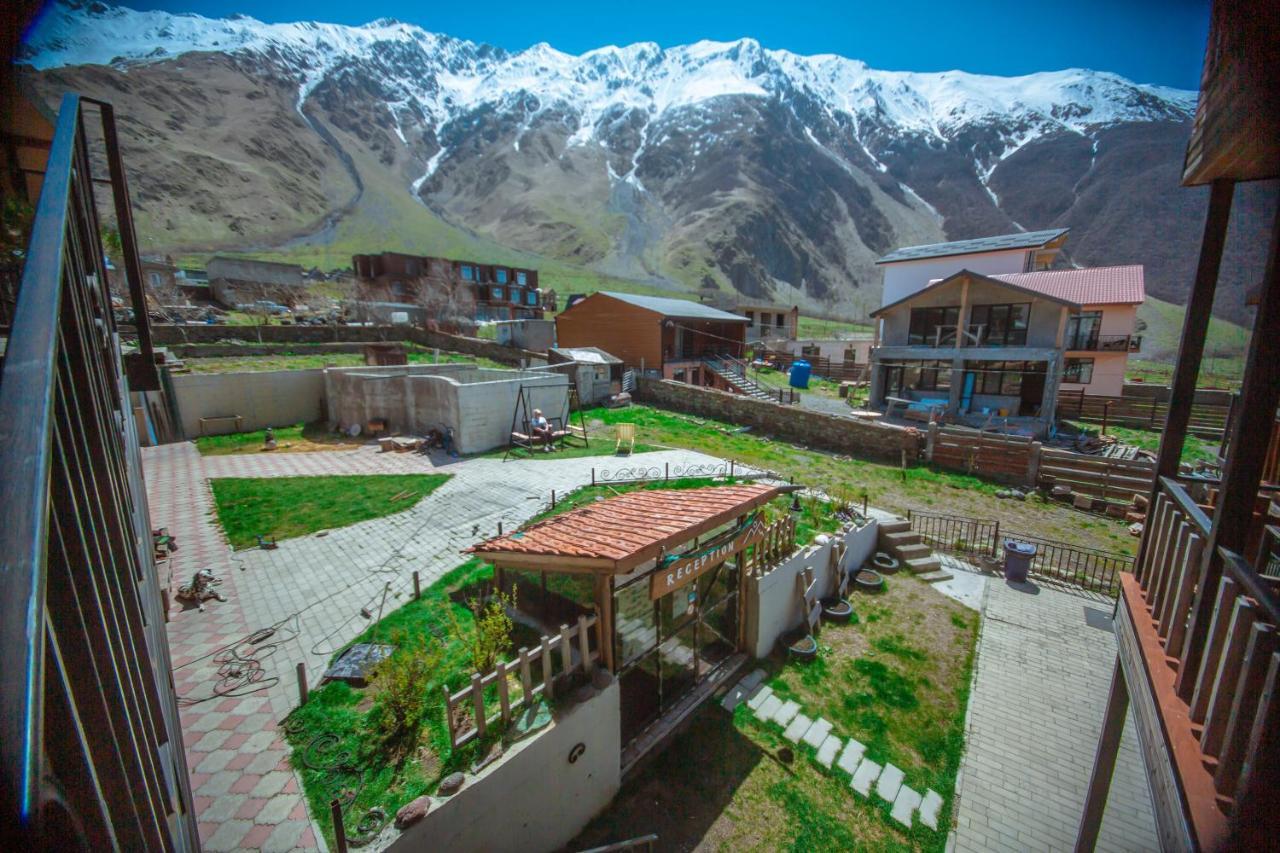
left=554, top=291, right=749, bottom=388
left=1077, top=2, right=1279, bottom=850
left=352, top=251, right=552, bottom=322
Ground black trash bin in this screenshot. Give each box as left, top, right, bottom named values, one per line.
left=1003, top=540, right=1036, bottom=582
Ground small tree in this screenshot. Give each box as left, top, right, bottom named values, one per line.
left=451, top=588, right=516, bottom=675
left=368, top=630, right=442, bottom=750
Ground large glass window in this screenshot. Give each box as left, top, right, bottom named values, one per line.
left=1065, top=311, right=1102, bottom=350
left=1064, top=358, right=1095, bottom=384
left=496, top=268, right=509, bottom=284
left=491, top=286, right=504, bottom=301
left=516, top=271, right=527, bottom=286
left=968, top=360, right=1029, bottom=396
left=526, top=291, right=537, bottom=306
left=460, top=265, right=474, bottom=281
left=908, top=305, right=961, bottom=346
left=968, top=303, right=1031, bottom=346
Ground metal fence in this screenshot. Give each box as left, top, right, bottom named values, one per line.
left=907, top=509, right=1131, bottom=597
left=0, top=94, right=195, bottom=848
left=589, top=459, right=763, bottom=486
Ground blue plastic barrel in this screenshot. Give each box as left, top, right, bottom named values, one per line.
left=789, top=359, right=811, bottom=389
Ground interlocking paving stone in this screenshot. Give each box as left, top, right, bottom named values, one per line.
left=891, top=785, right=923, bottom=828
left=755, top=694, right=783, bottom=721
left=772, top=699, right=801, bottom=727
left=745, top=683, right=773, bottom=711
left=816, top=734, right=842, bottom=768
left=801, top=716, right=833, bottom=749
left=836, top=738, right=867, bottom=776
left=920, top=789, right=944, bottom=830
left=850, top=759, right=882, bottom=797
left=951, top=571, right=1158, bottom=851
left=783, top=713, right=812, bottom=743
left=145, top=442, right=745, bottom=850
left=877, top=763, right=905, bottom=802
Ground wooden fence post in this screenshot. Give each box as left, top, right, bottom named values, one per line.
left=496, top=661, right=511, bottom=725
left=578, top=615, right=595, bottom=673
left=541, top=642, right=554, bottom=699
left=471, top=672, right=486, bottom=738
left=518, top=647, right=533, bottom=706
left=443, top=685, right=456, bottom=744
left=559, top=624, right=573, bottom=674
left=926, top=422, right=939, bottom=462
left=331, top=799, right=349, bottom=853
left=412, top=570, right=420, bottom=599
left=296, top=662, right=308, bottom=706
left=1027, top=441, right=1043, bottom=489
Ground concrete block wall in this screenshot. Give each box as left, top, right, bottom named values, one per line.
left=169, top=369, right=325, bottom=437
left=387, top=678, right=620, bottom=853
left=746, top=519, right=878, bottom=659
left=634, top=378, right=921, bottom=462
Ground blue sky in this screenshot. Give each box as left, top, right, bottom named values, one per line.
left=119, top=0, right=1209, bottom=89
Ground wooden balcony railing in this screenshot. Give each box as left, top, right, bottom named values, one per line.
left=1121, top=476, right=1280, bottom=848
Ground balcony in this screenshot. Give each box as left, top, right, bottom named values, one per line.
left=1110, top=476, right=1278, bottom=850
left=1065, top=333, right=1142, bottom=352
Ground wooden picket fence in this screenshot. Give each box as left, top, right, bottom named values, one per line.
left=745, top=516, right=797, bottom=577
left=444, top=613, right=600, bottom=749
left=928, top=426, right=1035, bottom=484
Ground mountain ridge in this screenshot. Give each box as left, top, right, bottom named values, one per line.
left=19, top=1, right=1270, bottom=329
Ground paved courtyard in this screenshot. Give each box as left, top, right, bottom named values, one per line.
left=144, top=442, right=741, bottom=851
left=949, top=564, right=1158, bottom=853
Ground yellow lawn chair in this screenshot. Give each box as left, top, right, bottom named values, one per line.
left=615, top=423, right=636, bottom=455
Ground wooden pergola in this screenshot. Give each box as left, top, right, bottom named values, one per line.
left=468, top=483, right=782, bottom=673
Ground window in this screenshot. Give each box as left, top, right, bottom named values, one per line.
left=969, top=360, right=1023, bottom=396
left=460, top=265, right=474, bottom=281
left=1065, top=311, right=1103, bottom=350
left=148, top=272, right=162, bottom=287
left=908, top=305, right=961, bottom=346
left=391, top=280, right=407, bottom=298
left=968, top=303, right=1030, bottom=346
left=491, top=287, right=504, bottom=301
left=496, top=269, right=509, bottom=284
left=916, top=360, right=952, bottom=392
left=776, top=313, right=786, bottom=327
left=526, top=291, right=537, bottom=306
left=1064, top=358, right=1095, bottom=384
left=516, top=271, right=527, bottom=286
left=801, top=345, right=821, bottom=358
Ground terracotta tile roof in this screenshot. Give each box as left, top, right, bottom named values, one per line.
left=991, top=265, right=1145, bottom=306
left=468, top=483, right=780, bottom=571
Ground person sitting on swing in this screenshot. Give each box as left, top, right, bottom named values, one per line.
left=531, top=408, right=554, bottom=452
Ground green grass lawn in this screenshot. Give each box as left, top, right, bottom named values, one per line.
left=796, top=316, right=875, bottom=338
left=184, top=346, right=507, bottom=374
left=209, top=473, right=450, bottom=548
left=579, top=404, right=1138, bottom=556
left=195, top=422, right=365, bottom=455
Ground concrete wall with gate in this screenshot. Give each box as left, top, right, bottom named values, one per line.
left=746, top=519, right=879, bottom=659
left=169, top=369, right=325, bottom=437
left=386, top=677, right=620, bottom=853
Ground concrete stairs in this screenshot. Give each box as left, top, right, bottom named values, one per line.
left=702, top=357, right=776, bottom=402
left=877, top=519, right=948, bottom=580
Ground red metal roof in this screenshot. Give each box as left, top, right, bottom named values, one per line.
left=468, top=483, right=780, bottom=572
left=992, top=265, right=1145, bottom=306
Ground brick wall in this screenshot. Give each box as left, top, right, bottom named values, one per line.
left=148, top=324, right=542, bottom=366
left=634, top=377, right=920, bottom=462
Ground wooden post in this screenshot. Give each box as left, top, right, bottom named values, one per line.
left=559, top=624, right=573, bottom=675
left=595, top=573, right=616, bottom=672
left=540, top=640, right=554, bottom=699
left=496, top=661, right=511, bottom=725
left=578, top=614, right=595, bottom=673
left=518, top=647, right=533, bottom=706
left=1027, top=441, right=1043, bottom=490
left=331, top=799, right=349, bottom=853
left=551, top=489, right=556, bottom=509
left=471, top=672, right=486, bottom=738
left=1101, top=400, right=1111, bottom=437
left=443, top=685, right=457, bottom=745
left=296, top=662, right=308, bottom=706
left=1075, top=657, right=1130, bottom=853
left=412, top=570, right=421, bottom=599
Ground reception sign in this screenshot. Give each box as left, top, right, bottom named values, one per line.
left=650, top=518, right=765, bottom=600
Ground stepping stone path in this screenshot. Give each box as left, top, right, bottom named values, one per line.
left=724, top=670, right=946, bottom=832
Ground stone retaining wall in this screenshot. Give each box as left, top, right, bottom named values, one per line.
left=634, top=377, right=920, bottom=462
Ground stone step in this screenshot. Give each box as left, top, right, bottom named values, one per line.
left=919, top=789, right=944, bottom=831
left=890, top=785, right=923, bottom=828
left=836, top=739, right=867, bottom=776
left=801, top=717, right=833, bottom=749
left=772, top=699, right=801, bottom=727
left=850, top=759, right=882, bottom=797
left=892, top=542, right=933, bottom=560
left=881, top=530, right=921, bottom=548
left=816, top=734, right=842, bottom=768
left=876, top=763, right=906, bottom=803
left=755, top=694, right=783, bottom=721
left=783, top=713, right=813, bottom=743
left=917, top=570, right=954, bottom=583
left=878, top=518, right=911, bottom=535
left=905, top=556, right=943, bottom=574
left=745, top=684, right=773, bottom=712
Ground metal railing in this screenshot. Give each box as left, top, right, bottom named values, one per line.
left=907, top=509, right=1131, bottom=596
left=1064, top=333, right=1142, bottom=352
left=0, top=94, right=195, bottom=848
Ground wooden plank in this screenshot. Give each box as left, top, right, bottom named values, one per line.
left=496, top=661, right=511, bottom=725
left=518, top=646, right=533, bottom=706
left=541, top=641, right=554, bottom=699
left=578, top=614, right=595, bottom=673
left=1214, top=622, right=1278, bottom=798
left=1200, top=596, right=1257, bottom=755
left=471, top=672, right=486, bottom=739
left=559, top=624, right=572, bottom=675
left=1190, top=577, right=1239, bottom=723
left=1164, top=529, right=1204, bottom=656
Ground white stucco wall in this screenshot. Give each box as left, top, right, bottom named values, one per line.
left=746, top=519, right=878, bottom=659
left=171, top=369, right=325, bottom=437
left=384, top=678, right=621, bottom=853
left=1061, top=304, right=1137, bottom=398
left=881, top=250, right=1031, bottom=307
left=777, top=338, right=875, bottom=364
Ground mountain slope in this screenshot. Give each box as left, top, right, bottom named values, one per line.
left=18, top=1, right=1270, bottom=326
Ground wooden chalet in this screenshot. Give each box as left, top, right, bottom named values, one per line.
left=1077, top=2, right=1280, bottom=850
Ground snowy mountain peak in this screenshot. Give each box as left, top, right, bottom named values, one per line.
left=22, top=0, right=1196, bottom=144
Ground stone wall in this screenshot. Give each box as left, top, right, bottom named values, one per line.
left=386, top=677, right=620, bottom=853
left=169, top=369, right=325, bottom=437
left=148, top=324, right=543, bottom=366
left=634, top=378, right=920, bottom=462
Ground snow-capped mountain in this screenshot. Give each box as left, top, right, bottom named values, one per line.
left=20, top=1, right=1265, bottom=325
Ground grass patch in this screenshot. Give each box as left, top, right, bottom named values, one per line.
left=184, top=346, right=508, bottom=374
left=194, top=421, right=367, bottom=455
left=209, top=473, right=449, bottom=548
left=1062, top=421, right=1219, bottom=467
left=577, top=404, right=1137, bottom=555
left=283, top=558, right=508, bottom=850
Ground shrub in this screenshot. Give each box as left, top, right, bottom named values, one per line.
left=368, top=631, right=442, bottom=750
left=454, top=589, right=516, bottom=675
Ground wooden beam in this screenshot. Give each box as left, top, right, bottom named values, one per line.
left=1177, top=189, right=1280, bottom=700
left=1075, top=656, right=1130, bottom=853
